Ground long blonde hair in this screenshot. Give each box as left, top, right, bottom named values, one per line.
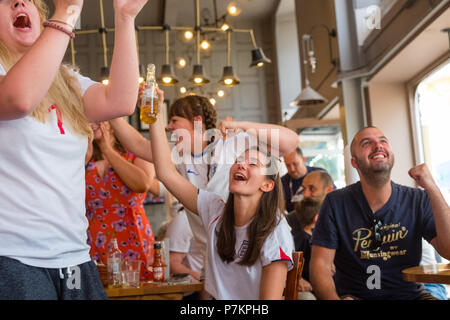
left=0, top=0, right=92, bottom=138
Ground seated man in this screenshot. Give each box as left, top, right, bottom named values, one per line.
left=310, top=126, right=450, bottom=300
left=281, top=147, right=330, bottom=213
left=286, top=170, right=334, bottom=237
left=293, top=197, right=322, bottom=300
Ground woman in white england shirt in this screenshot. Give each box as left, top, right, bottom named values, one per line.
left=0, top=0, right=148, bottom=299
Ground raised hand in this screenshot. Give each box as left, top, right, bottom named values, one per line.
left=408, top=163, right=438, bottom=191
left=52, top=0, right=84, bottom=27
left=114, top=0, right=149, bottom=20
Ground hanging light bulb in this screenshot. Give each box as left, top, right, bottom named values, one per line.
left=250, top=48, right=272, bottom=67
left=217, top=90, right=225, bottom=98
left=189, top=65, right=210, bottom=85
left=176, top=57, right=187, bottom=68
left=180, top=86, right=187, bottom=94
left=184, top=30, right=194, bottom=40
left=209, top=98, right=216, bottom=106
left=159, top=64, right=179, bottom=86
left=221, top=23, right=230, bottom=32
left=100, top=66, right=110, bottom=86
left=227, top=2, right=241, bottom=16
left=200, top=39, right=210, bottom=50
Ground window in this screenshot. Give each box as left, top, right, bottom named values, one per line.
left=415, top=62, right=450, bottom=203
left=414, top=61, right=450, bottom=295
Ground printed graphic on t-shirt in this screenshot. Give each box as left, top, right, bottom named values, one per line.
left=352, top=221, right=409, bottom=261
left=238, top=240, right=249, bottom=258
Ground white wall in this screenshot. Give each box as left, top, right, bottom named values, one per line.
left=275, top=0, right=301, bottom=122
left=369, top=83, right=415, bottom=187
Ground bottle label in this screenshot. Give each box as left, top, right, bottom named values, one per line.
left=153, top=267, right=164, bottom=281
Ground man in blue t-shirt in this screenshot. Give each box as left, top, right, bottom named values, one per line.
left=281, top=147, right=329, bottom=213
left=310, top=126, right=450, bottom=300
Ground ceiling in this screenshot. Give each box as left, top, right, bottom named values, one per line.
left=371, top=6, right=450, bottom=83
left=43, top=0, right=278, bottom=29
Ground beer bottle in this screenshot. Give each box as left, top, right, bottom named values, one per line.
left=153, top=242, right=165, bottom=282
left=140, top=63, right=159, bottom=124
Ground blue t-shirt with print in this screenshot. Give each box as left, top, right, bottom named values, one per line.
left=312, top=181, right=437, bottom=300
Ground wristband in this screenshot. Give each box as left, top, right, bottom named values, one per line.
left=43, top=21, right=75, bottom=39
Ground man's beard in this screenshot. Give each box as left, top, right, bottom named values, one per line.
left=355, top=155, right=394, bottom=187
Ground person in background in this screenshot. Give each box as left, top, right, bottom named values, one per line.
left=310, top=126, right=450, bottom=300
left=148, top=95, right=295, bottom=299
left=282, top=147, right=332, bottom=213
left=293, top=198, right=323, bottom=300
left=85, top=122, right=156, bottom=281
left=286, top=170, right=334, bottom=237
left=0, top=0, right=148, bottom=299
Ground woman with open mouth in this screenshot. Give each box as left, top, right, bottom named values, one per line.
left=147, top=90, right=295, bottom=300
left=0, top=0, right=149, bottom=300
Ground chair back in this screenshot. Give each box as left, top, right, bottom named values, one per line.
left=285, top=251, right=304, bottom=300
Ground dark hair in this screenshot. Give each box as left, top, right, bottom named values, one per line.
left=216, top=147, right=285, bottom=266
left=294, top=147, right=303, bottom=157
left=168, top=95, right=217, bottom=130
left=294, top=197, right=322, bottom=228
left=91, top=126, right=125, bottom=161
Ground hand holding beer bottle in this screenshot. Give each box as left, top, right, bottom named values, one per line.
left=140, top=64, right=159, bottom=124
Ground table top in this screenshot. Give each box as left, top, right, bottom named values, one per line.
left=105, top=280, right=204, bottom=298
left=402, top=263, right=450, bottom=285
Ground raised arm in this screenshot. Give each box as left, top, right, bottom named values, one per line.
left=218, top=120, right=299, bottom=157
left=409, top=164, right=450, bottom=259
left=109, top=117, right=152, bottom=162
left=96, top=122, right=154, bottom=193
left=149, top=89, right=199, bottom=215
left=0, top=0, right=83, bottom=120
left=83, top=0, right=148, bottom=122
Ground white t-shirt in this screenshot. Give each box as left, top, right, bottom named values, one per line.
left=165, top=211, right=203, bottom=273
left=0, top=63, right=97, bottom=268
left=174, top=132, right=251, bottom=257
left=197, top=190, right=295, bottom=300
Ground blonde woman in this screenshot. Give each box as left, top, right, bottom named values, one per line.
left=0, top=0, right=148, bottom=299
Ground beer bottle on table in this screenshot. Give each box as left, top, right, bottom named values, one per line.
left=153, top=242, right=165, bottom=282
left=140, top=63, right=159, bottom=124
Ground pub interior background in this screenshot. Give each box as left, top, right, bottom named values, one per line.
left=44, top=0, right=450, bottom=296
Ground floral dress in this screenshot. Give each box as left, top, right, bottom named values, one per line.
left=85, top=151, right=155, bottom=280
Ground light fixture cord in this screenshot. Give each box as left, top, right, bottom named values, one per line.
left=249, top=30, right=258, bottom=48
left=99, top=0, right=108, bottom=68
left=196, top=0, right=201, bottom=64
left=227, top=30, right=231, bottom=65
left=70, top=38, right=76, bottom=66
left=165, top=29, right=170, bottom=64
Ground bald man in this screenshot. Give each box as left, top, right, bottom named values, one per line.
left=310, top=126, right=450, bottom=300
left=286, top=170, right=334, bottom=237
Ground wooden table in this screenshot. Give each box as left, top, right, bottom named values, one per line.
left=105, top=280, right=204, bottom=300
left=402, top=263, right=450, bottom=285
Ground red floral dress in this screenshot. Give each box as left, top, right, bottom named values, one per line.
left=85, top=151, right=155, bottom=280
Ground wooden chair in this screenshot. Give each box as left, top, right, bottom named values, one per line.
left=284, top=251, right=305, bottom=300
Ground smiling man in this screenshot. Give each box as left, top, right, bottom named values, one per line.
left=310, top=126, right=450, bottom=300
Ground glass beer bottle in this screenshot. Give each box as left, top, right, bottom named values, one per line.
left=152, top=242, right=166, bottom=282
left=140, top=63, right=159, bottom=124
